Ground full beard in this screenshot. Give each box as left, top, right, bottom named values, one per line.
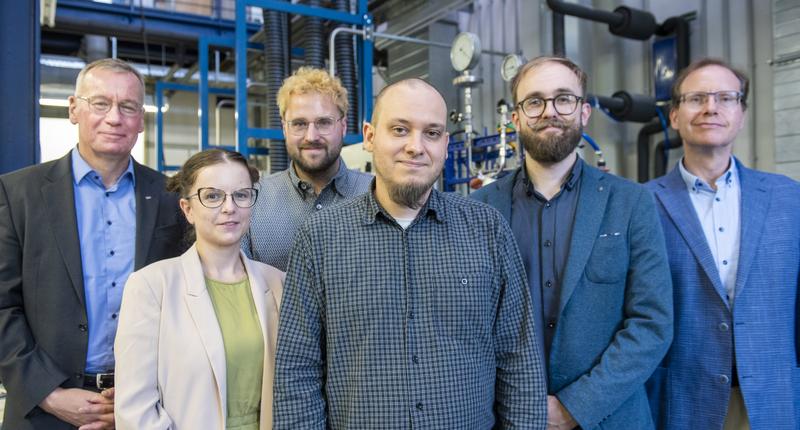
left=291, top=143, right=342, bottom=175
left=519, top=119, right=583, bottom=163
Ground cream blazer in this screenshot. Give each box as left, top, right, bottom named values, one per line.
left=114, top=244, right=284, bottom=430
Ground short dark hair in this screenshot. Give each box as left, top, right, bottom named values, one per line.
left=511, top=56, right=588, bottom=105
left=671, top=58, right=749, bottom=111
left=166, top=148, right=260, bottom=197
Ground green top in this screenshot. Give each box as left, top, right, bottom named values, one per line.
left=206, top=277, right=264, bottom=430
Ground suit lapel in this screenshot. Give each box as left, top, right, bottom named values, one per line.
left=654, top=167, right=729, bottom=306
left=557, top=167, right=609, bottom=317
left=181, top=246, right=227, bottom=419
left=134, top=163, right=160, bottom=269
left=41, top=154, right=86, bottom=306
left=732, top=163, right=769, bottom=300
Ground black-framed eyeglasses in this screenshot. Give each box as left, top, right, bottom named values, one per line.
left=284, top=116, right=343, bottom=136
left=516, top=94, right=583, bottom=118
left=76, top=96, right=144, bottom=117
left=678, top=91, right=743, bottom=109
left=184, top=187, right=258, bottom=208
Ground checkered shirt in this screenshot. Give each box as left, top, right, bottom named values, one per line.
left=242, top=159, right=372, bottom=271
left=273, top=188, right=547, bottom=429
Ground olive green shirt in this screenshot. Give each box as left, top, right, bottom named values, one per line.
left=206, top=277, right=264, bottom=430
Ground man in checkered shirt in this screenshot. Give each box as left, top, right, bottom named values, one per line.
left=273, top=78, right=547, bottom=429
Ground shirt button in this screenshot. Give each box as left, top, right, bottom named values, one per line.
left=460, top=278, right=468, bottom=285
left=105, top=192, right=110, bottom=197
left=412, top=355, right=419, bottom=364
left=75, top=373, right=83, bottom=380
left=416, top=402, right=423, bottom=411
left=111, top=282, right=117, bottom=287
left=299, top=182, right=308, bottom=190
left=107, top=221, right=112, bottom=226
left=718, top=322, right=730, bottom=332
left=722, top=260, right=728, bottom=265
left=715, top=197, right=721, bottom=202
left=545, top=280, right=552, bottom=288
left=315, top=203, right=323, bottom=210
left=544, top=240, right=552, bottom=247
left=78, top=324, right=87, bottom=332
left=547, top=321, right=556, bottom=329
left=109, top=250, right=115, bottom=256
left=407, top=311, right=414, bottom=320
left=718, top=227, right=724, bottom=232
left=111, top=313, right=118, bottom=319
left=545, top=202, right=551, bottom=208
left=718, top=374, right=730, bottom=385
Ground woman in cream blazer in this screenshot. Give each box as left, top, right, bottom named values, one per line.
left=114, top=149, right=283, bottom=430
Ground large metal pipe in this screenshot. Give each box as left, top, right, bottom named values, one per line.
left=637, top=120, right=666, bottom=183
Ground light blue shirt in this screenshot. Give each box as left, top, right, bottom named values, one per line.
left=679, top=157, right=741, bottom=306
left=71, top=147, right=136, bottom=372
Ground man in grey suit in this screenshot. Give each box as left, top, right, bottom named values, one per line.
left=645, top=58, right=800, bottom=429
left=473, top=56, right=673, bottom=429
left=0, top=58, right=185, bottom=429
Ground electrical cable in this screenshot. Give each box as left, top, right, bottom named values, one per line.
left=589, top=95, right=621, bottom=122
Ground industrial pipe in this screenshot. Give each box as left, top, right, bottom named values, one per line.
left=637, top=120, right=666, bottom=183
left=591, top=92, right=657, bottom=123
left=653, top=137, right=682, bottom=178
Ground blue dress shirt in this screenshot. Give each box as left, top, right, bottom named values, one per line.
left=71, top=147, right=136, bottom=373
left=678, top=157, right=741, bottom=305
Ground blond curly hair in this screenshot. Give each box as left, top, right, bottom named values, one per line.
left=277, top=67, right=349, bottom=119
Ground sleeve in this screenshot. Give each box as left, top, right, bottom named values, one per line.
left=114, top=271, right=175, bottom=430
left=272, top=226, right=327, bottom=429
left=492, top=219, right=548, bottom=429
left=556, top=188, right=674, bottom=429
left=0, top=177, right=70, bottom=416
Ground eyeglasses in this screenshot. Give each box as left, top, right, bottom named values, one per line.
left=678, top=91, right=743, bottom=109
left=285, top=116, right=342, bottom=136
left=516, top=94, right=583, bottom=118
left=184, top=187, right=258, bottom=208
left=76, top=96, right=144, bottom=117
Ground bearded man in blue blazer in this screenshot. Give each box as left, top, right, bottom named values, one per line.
left=645, top=58, right=800, bottom=429
left=473, top=56, right=673, bottom=430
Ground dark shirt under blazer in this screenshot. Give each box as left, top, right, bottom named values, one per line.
left=0, top=152, right=186, bottom=429
left=273, top=188, right=547, bottom=429
left=473, top=163, right=673, bottom=430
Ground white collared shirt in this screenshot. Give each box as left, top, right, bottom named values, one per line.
left=679, top=157, right=741, bottom=306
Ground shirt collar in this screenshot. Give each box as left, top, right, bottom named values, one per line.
left=678, top=156, right=737, bottom=194
left=71, top=146, right=135, bottom=188
left=362, top=181, right=445, bottom=226
left=288, top=157, right=351, bottom=198
left=520, top=155, right=583, bottom=195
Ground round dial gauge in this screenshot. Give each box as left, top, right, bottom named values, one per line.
left=450, top=32, right=482, bottom=72
left=500, top=54, right=525, bottom=82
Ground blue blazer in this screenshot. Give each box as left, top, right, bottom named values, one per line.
left=645, top=160, right=800, bottom=430
left=473, top=163, right=673, bottom=430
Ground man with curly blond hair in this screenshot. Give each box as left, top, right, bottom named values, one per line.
left=242, top=67, right=372, bottom=271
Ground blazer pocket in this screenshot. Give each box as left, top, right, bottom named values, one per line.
left=585, top=233, right=629, bottom=284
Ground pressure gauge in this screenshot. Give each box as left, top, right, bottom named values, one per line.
left=450, top=32, right=482, bottom=72
left=500, top=54, right=526, bottom=82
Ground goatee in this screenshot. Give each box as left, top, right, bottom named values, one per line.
left=519, top=120, right=583, bottom=163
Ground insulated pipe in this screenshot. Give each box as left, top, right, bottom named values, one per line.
left=263, top=4, right=290, bottom=172
left=653, top=137, right=682, bottom=178
left=546, top=0, right=658, bottom=46
left=546, top=0, right=624, bottom=26
left=637, top=120, right=666, bottom=183
left=304, top=0, right=325, bottom=68
left=592, top=92, right=657, bottom=123
left=334, top=0, right=357, bottom=132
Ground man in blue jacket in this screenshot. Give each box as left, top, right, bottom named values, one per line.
left=645, top=58, right=800, bottom=429
left=473, top=56, right=673, bottom=429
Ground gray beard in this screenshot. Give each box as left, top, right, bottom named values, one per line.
left=519, top=120, right=583, bottom=163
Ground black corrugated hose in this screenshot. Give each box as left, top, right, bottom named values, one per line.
left=263, top=4, right=290, bottom=172
left=305, top=0, right=325, bottom=68
left=334, top=0, right=358, bottom=131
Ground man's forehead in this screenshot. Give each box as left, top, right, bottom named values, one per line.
left=680, top=65, right=740, bottom=91
left=517, top=63, right=582, bottom=97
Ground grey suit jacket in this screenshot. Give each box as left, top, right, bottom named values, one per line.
left=473, top=163, right=673, bottom=429
left=0, top=151, right=187, bottom=429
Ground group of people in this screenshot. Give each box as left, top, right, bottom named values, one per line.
left=0, top=53, right=796, bottom=430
